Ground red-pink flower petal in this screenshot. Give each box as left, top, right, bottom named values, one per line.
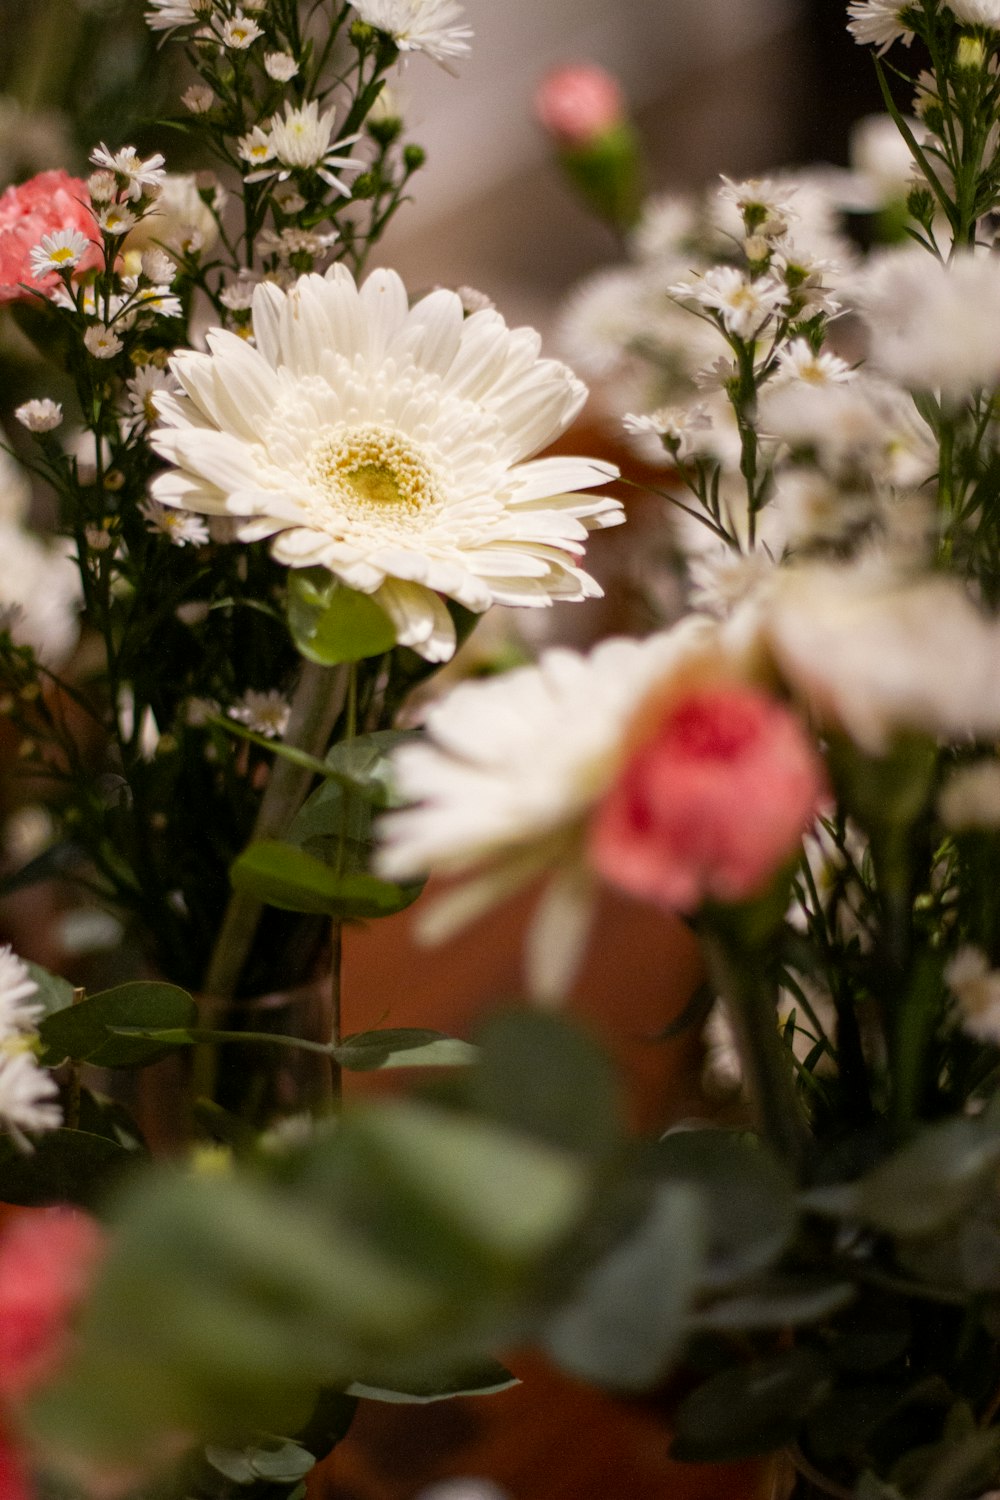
left=0, top=1208, right=105, bottom=1400
left=0, top=171, right=101, bottom=304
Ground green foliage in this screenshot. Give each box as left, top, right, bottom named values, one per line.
left=287, top=571, right=397, bottom=666
left=230, top=840, right=421, bottom=919
left=38, top=983, right=197, bottom=1070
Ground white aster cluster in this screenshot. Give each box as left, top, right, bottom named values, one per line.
left=149, top=265, right=623, bottom=663
left=0, top=946, right=61, bottom=1144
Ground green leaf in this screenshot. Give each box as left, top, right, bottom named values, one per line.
left=468, top=1010, right=623, bottom=1156
left=543, top=1183, right=704, bottom=1390
left=0, top=1128, right=135, bottom=1207
left=286, top=730, right=418, bottom=874
left=813, top=1119, right=1000, bottom=1238
left=670, top=1349, right=832, bottom=1462
left=345, top=1361, right=518, bottom=1403
left=38, top=983, right=197, bottom=1069
left=25, top=961, right=76, bottom=1020
left=333, top=1029, right=478, bottom=1071
left=288, top=570, right=396, bottom=666
left=650, top=1129, right=796, bottom=1287
left=231, top=840, right=421, bottom=918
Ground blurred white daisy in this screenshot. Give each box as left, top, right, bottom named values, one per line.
left=150, top=267, right=622, bottom=662
left=349, top=0, right=472, bottom=71
left=0, top=1046, right=61, bottom=1141
left=0, top=947, right=42, bottom=1036
left=228, top=688, right=291, bottom=739
left=847, top=0, right=915, bottom=52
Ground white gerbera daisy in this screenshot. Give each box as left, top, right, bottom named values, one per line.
left=0, top=1046, right=61, bottom=1140
left=0, top=946, right=42, bottom=1036
left=149, top=267, right=623, bottom=662
left=349, top=0, right=472, bottom=71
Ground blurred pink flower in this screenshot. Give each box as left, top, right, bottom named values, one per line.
left=0, top=1428, right=31, bottom=1500
left=534, top=63, right=625, bottom=148
left=590, top=683, right=825, bottom=913
left=0, top=1208, right=105, bottom=1401
left=0, top=171, right=101, bottom=304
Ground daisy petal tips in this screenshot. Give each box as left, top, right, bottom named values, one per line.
left=149, top=267, right=623, bottom=662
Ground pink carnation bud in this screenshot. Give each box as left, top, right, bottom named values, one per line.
left=590, top=683, right=826, bottom=914
left=534, top=63, right=625, bottom=148
left=0, top=171, right=102, bottom=305
left=0, top=1208, right=106, bottom=1401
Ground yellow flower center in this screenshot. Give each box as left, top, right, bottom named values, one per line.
left=308, top=425, right=442, bottom=528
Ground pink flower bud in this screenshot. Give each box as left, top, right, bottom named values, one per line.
left=534, top=63, right=625, bottom=148
left=0, top=1208, right=106, bottom=1401
left=590, top=684, right=825, bottom=913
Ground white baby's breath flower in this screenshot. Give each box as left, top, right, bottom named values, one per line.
left=140, top=498, right=209, bottom=546
left=348, top=0, right=472, bottom=71
left=855, top=248, right=1000, bottom=401
left=774, top=339, right=854, bottom=387
left=0, top=1046, right=61, bottom=1140
left=29, top=230, right=91, bottom=279
left=84, top=324, right=123, bottom=360
left=150, top=267, right=623, bottom=663
left=847, top=0, right=915, bottom=52
left=264, top=51, right=299, bottom=81
left=90, top=144, right=166, bottom=202
left=939, top=761, right=1000, bottom=830
left=219, top=10, right=264, bottom=47
left=670, top=266, right=789, bottom=339
left=182, top=84, right=214, bottom=113
left=15, top=400, right=62, bottom=434
left=228, top=688, right=291, bottom=739
left=946, top=946, right=1000, bottom=1043
left=0, top=947, right=41, bottom=1037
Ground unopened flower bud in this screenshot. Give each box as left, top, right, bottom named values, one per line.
left=403, top=144, right=426, bottom=172
left=534, top=62, right=625, bottom=149
left=956, top=35, right=986, bottom=69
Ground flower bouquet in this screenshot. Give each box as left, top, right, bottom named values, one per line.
left=7, top=2, right=1000, bottom=1498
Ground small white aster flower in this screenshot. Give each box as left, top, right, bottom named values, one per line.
left=142, top=247, right=176, bottom=285
left=86, top=169, right=118, bottom=204
left=0, top=1045, right=61, bottom=1140
left=182, top=83, right=215, bottom=113
left=97, top=202, right=137, bottom=237
left=220, top=273, right=259, bottom=311
left=149, top=267, right=623, bottom=663
left=946, top=946, right=1000, bottom=1044
left=0, top=946, right=42, bottom=1036
left=670, top=266, right=789, bottom=339
left=716, top=175, right=797, bottom=238
left=90, top=144, right=166, bottom=202
left=847, top=0, right=915, bottom=53
left=348, top=0, right=473, bottom=71
left=128, top=283, right=184, bottom=321
left=15, top=399, right=63, bottom=434
left=774, top=339, right=854, bottom=386
left=127, top=366, right=176, bottom=426
left=229, top=688, right=291, bottom=739
left=220, top=10, right=264, bottom=47
left=252, top=101, right=364, bottom=194
left=274, top=185, right=307, bottom=214
left=264, top=51, right=299, bottom=81
left=939, top=761, right=1000, bottom=831
left=688, top=546, right=777, bottom=618
left=140, top=498, right=209, bottom=546
left=238, top=126, right=274, bottom=170
left=29, top=229, right=91, bottom=279
left=144, top=0, right=208, bottom=30
left=84, top=324, right=124, bottom=360
left=257, top=226, right=339, bottom=261
left=623, top=403, right=712, bottom=460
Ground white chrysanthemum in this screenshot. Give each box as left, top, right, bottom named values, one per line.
left=715, top=175, right=797, bottom=239
left=946, top=0, right=1000, bottom=25
left=631, top=192, right=699, bottom=266
left=946, top=946, right=1000, bottom=1044
left=377, top=625, right=715, bottom=895
left=0, top=1046, right=61, bottom=1139
left=939, top=760, right=1000, bottom=830
left=229, top=688, right=291, bottom=739
left=0, top=947, right=41, bottom=1037
left=623, top=403, right=712, bottom=460
left=759, top=377, right=904, bottom=482
left=842, top=114, right=921, bottom=210
left=847, top=0, right=914, bottom=52
left=669, top=267, right=789, bottom=339
left=150, top=267, right=622, bottom=662
left=855, top=248, right=1000, bottom=401
left=349, top=0, right=472, bottom=70
left=84, top=324, right=123, bottom=360
left=760, top=563, right=1000, bottom=755
left=688, top=546, right=777, bottom=619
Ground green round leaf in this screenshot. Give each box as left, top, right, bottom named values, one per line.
left=38, top=983, right=198, bottom=1069
left=288, top=570, right=397, bottom=666
left=231, top=840, right=421, bottom=918
left=670, top=1348, right=832, bottom=1461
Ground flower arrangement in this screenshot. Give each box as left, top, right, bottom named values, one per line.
left=7, top=2, right=1000, bottom=1499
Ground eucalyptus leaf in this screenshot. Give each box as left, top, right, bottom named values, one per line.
left=670, top=1348, right=832, bottom=1461
left=334, top=1029, right=478, bottom=1071
left=230, top=840, right=421, bottom=918
left=287, top=570, right=396, bottom=666
left=851, top=1119, right=1000, bottom=1237
left=543, top=1182, right=704, bottom=1390
left=38, top=983, right=197, bottom=1069
left=0, top=1128, right=135, bottom=1207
